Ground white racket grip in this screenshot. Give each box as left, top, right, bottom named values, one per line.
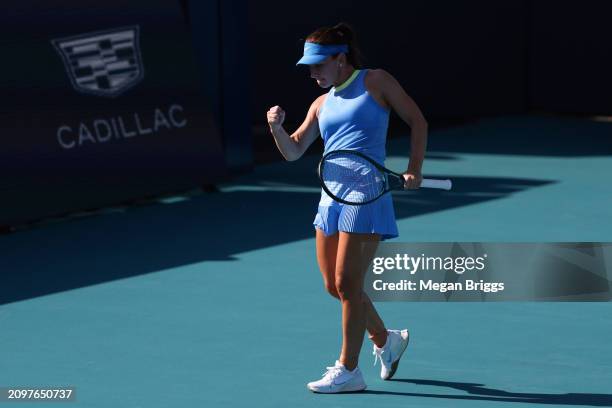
left=420, top=178, right=452, bottom=190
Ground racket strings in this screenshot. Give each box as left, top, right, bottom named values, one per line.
left=321, top=155, right=384, bottom=204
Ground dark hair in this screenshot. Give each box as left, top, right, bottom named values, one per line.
left=305, top=22, right=364, bottom=68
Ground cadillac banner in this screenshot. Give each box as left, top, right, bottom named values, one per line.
left=0, top=1, right=225, bottom=226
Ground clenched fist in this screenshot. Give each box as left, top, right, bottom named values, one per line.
left=267, top=106, right=285, bottom=130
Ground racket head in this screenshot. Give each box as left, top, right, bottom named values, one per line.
left=317, top=150, right=388, bottom=205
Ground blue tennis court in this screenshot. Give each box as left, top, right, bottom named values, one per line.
left=2, top=116, right=611, bottom=407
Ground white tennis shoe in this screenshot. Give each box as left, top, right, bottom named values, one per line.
left=307, top=360, right=367, bottom=393
left=373, top=329, right=410, bottom=380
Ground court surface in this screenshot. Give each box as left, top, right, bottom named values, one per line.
left=1, top=115, right=611, bottom=407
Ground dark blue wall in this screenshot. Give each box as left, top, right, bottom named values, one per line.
left=186, top=0, right=253, bottom=173
left=529, top=0, right=612, bottom=114
left=247, top=1, right=527, bottom=127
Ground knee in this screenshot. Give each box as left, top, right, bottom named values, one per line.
left=324, top=282, right=340, bottom=299
left=335, top=276, right=364, bottom=301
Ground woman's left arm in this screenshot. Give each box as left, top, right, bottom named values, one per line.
left=372, top=69, right=428, bottom=189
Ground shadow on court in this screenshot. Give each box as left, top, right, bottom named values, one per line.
left=365, top=379, right=612, bottom=406
left=8, top=113, right=606, bottom=305
left=1, top=170, right=551, bottom=305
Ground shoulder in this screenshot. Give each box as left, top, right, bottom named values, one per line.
left=365, top=69, right=397, bottom=90
left=313, top=93, right=328, bottom=117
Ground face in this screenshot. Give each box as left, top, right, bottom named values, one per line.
left=308, top=56, right=341, bottom=88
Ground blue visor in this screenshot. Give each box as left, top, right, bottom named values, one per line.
left=296, top=42, right=349, bottom=65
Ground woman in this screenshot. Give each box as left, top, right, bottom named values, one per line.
left=266, top=22, right=428, bottom=393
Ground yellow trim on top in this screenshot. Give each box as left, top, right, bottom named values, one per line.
left=333, top=69, right=360, bottom=92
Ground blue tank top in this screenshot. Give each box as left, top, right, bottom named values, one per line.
left=318, top=69, right=390, bottom=164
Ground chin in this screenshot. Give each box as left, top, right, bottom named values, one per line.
left=317, top=80, right=331, bottom=89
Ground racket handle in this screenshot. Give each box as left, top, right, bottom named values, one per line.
left=420, top=178, right=452, bottom=190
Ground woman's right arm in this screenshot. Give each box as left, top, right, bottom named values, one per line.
left=267, top=94, right=325, bottom=161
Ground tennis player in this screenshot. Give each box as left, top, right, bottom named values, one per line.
left=267, top=22, right=428, bottom=393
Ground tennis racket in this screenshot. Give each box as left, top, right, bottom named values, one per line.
left=318, top=149, right=452, bottom=205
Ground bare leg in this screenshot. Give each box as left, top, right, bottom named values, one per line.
left=335, top=231, right=380, bottom=371
left=315, top=229, right=387, bottom=347
left=359, top=235, right=388, bottom=349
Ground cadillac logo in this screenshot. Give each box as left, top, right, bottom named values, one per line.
left=52, top=26, right=144, bottom=97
